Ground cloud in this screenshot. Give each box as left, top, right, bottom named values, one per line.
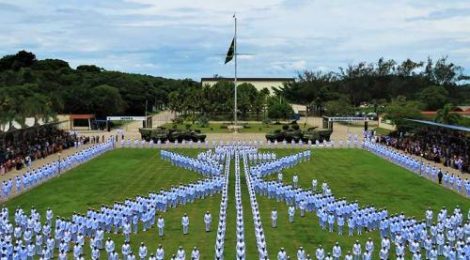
left=0, top=2, right=22, bottom=12
left=408, top=8, right=470, bottom=21
left=0, top=0, right=470, bottom=79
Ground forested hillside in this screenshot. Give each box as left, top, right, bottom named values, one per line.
left=0, top=50, right=198, bottom=124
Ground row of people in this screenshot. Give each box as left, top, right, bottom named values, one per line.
left=0, top=129, right=80, bottom=174
left=364, top=141, right=470, bottom=197
left=120, top=137, right=366, bottom=151
left=234, top=153, right=246, bottom=259
left=1, top=140, right=115, bottom=199
left=160, top=150, right=223, bottom=177
left=243, top=152, right=269, bottom=258
left=214, top=153, right=230, bottom=259
left=276, top=236, right=470, bottom=260
left=258, top=177, right=470, bottom=259
left=250, top=150, right=311, bottom=178
left=249, top=149, right=470, bottom=259
left=0, top=175, right=224, bottom=258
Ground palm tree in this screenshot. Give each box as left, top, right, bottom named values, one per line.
left=435, top=103, right=461, bottom=125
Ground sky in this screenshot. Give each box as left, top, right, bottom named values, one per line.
left=1, top=0, right=470, bottom=80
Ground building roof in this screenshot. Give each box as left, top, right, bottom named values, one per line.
left=201, top=77, right=295, bottom=82
left=69, top=114, right=95, bottom=120
left=405, top=119, right=470, bottom=133
left=454, top=106, right=470, bottom=112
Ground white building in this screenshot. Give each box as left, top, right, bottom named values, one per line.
left=200, top=77, right=295, bottom=95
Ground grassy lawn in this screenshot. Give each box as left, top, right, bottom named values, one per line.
left=2, top=149, right=204, bottom=217
left=258, top=149, right=470, bottom=258
left=2, top=148, right=226, bottom=258
left=2, top=148, right=469, bottom=258
left=372, top=127, right=392, bottom=135
left=161, top=122, right=314, bottom=133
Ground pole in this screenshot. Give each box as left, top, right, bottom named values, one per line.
left=145, top=99, right=148, bottom=128
left=234, top=14, right=238, bottom=132
left=58, top=153, right=61, bottom=174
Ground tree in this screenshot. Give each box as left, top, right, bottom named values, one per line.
left=384, top=96, right=423, bottom=131
left=418, top=86, right=449, bottom=110
left=168, top=91, right=182, bottom=116
left=76, top=65, right=102, bottom=73
left=90, top=85, right=127, bottom=116
left=435, top=103, right=461, bottom=125
left=33, top=59, right=70, bottom=71
left=268, top=99, right=294, bottom=121
left=0, top=50, right=37, bottom=71
left=324, top=98, right=353, bottom=116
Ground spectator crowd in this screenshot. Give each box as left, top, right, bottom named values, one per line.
left=377, top=127, right=470, bottom=173
left=0, top=127, right=95, bottom=175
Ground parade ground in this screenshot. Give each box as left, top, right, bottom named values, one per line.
left=3, top=147, right=469, bottom=259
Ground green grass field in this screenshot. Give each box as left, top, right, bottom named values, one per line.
left=1, top=148, right=468, bottom=259
left=2, top=149, right=224, bottom=258
left=259, top=149, right=470, bottom=258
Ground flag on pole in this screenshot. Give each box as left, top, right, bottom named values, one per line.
left=225, top=38, right=235, bottom=64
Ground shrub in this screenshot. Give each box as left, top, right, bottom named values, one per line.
left=197, top=115, right=209, bottom=127
left=282, top=124, right=289, bottom=130
left=173, top=117, right=184, bottom=124
left=292, top=124, right=300, bottom=130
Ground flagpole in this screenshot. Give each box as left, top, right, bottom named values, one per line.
left=234, top=14, right=238, bottom=132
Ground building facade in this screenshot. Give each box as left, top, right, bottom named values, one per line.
left=200, top=77, right=295, bottom=95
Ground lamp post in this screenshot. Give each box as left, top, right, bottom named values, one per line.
left=419, top=153, right=424, bottom=176
left=58, top=153, right=61, bottom=174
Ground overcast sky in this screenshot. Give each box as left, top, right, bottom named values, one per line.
left=1, top=0, right=469, bottom=80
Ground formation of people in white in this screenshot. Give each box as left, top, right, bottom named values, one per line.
left=242, top=152, right=269, bottom=259
left=250, top=150, right=311, bottom=178
left=4, top=139, right=469, bottom=259
left=364, top=140, right=470, bottom=197
left=214, top=154, right=230, bottom=259
left=244, top=146, right=470, bottom=259
left=234, top=153, right=246, bottom=259
left=1, top=140, right=115, bottom=199
left=160, top=150, right=223, bottom=177
left=0, top=148, right=226, bottom=259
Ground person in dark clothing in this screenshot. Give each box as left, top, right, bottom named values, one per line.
left=438, top=170, right=443, bottom=184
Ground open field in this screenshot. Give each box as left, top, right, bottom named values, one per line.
left=2, top=149, right=225, bottom=258
left=259, top=149, right=470, bottom=258
left=161, top=122, right=314, bottom=133
left=2, top=148, right=469, bottom=258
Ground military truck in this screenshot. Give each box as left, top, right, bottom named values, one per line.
left=139, top=127, right=206, bottom=143
left=265, top=124, right=332, bottom=143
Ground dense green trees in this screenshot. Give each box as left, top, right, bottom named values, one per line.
left=279, top=57, right=470, bottom=110
left=435, top=104, right=462, bottom=125
left=0, top=51, right=196, bottom=127
left=1, top=50, right=469, bottom=130
left=383, top=96, right=423, bottom=130
left=169, top=81, right=281, bottom=121
left=418, top=86, right=449, bottom=110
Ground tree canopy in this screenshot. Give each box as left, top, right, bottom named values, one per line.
left=0, top=50, right=197, bottom=124
left=279, top=57, right=470, bottom=108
